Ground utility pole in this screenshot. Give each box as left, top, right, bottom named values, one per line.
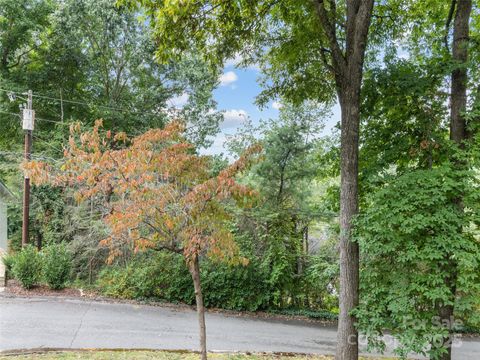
left=21, top=90, right=34, bottom=248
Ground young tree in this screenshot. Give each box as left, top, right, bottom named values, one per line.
left=120, top=1, right=375, bottom=357
left=227, top=102, right=331, bottom=308
left=26, top=120, right=260, bottom=360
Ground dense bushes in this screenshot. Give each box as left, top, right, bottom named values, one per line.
left=7, top=241, right=338, bottom=316
left=97, top=251, right=273, bottom=311
left=97, top=251, right=194, bottom=303
left=1, top=252, right=15, bottom=274
left=8, top=243, right=72, bottom=290
left=43, top=243, right=72, bottom=289
left=95, top=249, right=337, bottom=313
left=11, top=245, right=42, bottom=289
left=201, top=260, right=272, bottom=311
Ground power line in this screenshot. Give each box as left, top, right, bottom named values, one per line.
left=36, top=116, right=69, bottom=125
left=0, top=100, right=161, bottom=140
left=0, top=151, right=62, bottom=166
left=0, top=87, right=162, bottom=116
left=32, top=134, right=64, bottom=153
left=0, top=110, right=147, bottom=148
left=0, top=109, right=20, bottom=118
left=0, top=108, right=67, bottom=126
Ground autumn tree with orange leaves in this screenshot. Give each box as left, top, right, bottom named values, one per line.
left=26, top=120, right=260, bottom=360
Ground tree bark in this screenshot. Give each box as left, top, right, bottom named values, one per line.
left=336, top=81, right=361, bottom=360
left=450, top=0, right=471, bottom=145
left=436, top=2, right=472, bottom=360
left=435, top=299, right=456, bottom=360
left=313, top=1, right=374, bottom=359
left=189, top=256, right=207, bottom=360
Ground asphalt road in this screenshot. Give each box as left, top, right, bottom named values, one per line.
left=0, top=296, right=479, bottom=359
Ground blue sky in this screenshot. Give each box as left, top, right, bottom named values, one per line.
left=200, top=61, right=341, bottom=156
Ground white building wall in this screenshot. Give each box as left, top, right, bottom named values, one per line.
left=0, top=201, right=7, bottom=252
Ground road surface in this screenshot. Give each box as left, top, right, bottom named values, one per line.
left=0, top=296, right=479, bottom=359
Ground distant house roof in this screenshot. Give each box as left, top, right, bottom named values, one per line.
left=0, top=180, right=14, bottom=202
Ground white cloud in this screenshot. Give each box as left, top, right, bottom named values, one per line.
left=199, top=133, right=229, bottom=156
left=225, top=54, right=243, bottom=68
left=222, top=109, right=248, bottom=128
left=224, top=53, right=260, bottom=71
left=167, top=92, right=189, bottom=108
left=218, top=71, right=238, bottom=87
left=272, top=101, right=283, bottom=110
left=246, top=63, right=261, bottom=71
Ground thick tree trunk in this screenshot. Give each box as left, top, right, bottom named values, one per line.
left=189, top=256, right=207, bottom=360
left=336, top=85, right=361, bottom=360
left=313, top=2, right=374, bottom=358
left=434, top=294, right=456, bottom=360
left=450, top=0, right=471, bottom=145
left=436, top=2, right=472, bottom=360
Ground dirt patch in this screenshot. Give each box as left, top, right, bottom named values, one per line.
left=4, top=279, right=98, bottom=299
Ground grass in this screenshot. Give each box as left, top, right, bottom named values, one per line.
left=0, top=351, right=331, bottom=360
left=0, top=351, right=394, bottom=360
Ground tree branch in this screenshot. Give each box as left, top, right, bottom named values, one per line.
left=445, top=0, right=457, bottom=52
left=313, top=0, right=346, bottom=74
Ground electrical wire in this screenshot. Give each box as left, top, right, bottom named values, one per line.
left=0, top=87, right=160, bottom=116
left=0, top=109, right=20, bottom=117
left=0, top=103, right=153, bottom=140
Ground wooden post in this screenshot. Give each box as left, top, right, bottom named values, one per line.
left=21, top=90, right=33, bottom=247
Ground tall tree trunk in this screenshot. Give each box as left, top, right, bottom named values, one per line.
left=336, top=80, right=361, bottom=360
left=189, top=256, right=207, bottom=360
left=314, top=2, right=374, bottom=358
left=450, top=0, right=471, bottom=145
left=436, top=2, right=472, bottom=360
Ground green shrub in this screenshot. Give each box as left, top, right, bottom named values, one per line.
left=97, top=251, right=194, bottom=303
left=97, top=265, right=135, bottom=298
left=96, top=250, right=338, bottom=314
left=2, top=252, right=15, bottom=274
left=97, top=250, right=272, bottom=311
left=43, top=243, right=72, bottom=290
left=269, top=308, right=338, bottom=321
left=11, top=245, right=42, bottom=289
left=201, top=260, right=271, bottom=311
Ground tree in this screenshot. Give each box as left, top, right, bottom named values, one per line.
left=354, top=58, right=479, bottom=360
left=26, top=120, right=260, bottom=360
left=120, top=1, right=375, bottom=357
left=0, top=0, right=54, bottom=148
left=440, top=2, right=472, bottom=359
left=0, top=0, right=222, bottom=153
left=0, top=0, right=52, bottom=73
left=0, top=0, right=223, bottom=252
left=449, top=0, right=472, bottom=145
left=354, top=165, right=480, bottom=360
left=353, top=2, right=480, bottom=358
left=228, top=101, right=333, bottom=309
left=43, top=0, right=222, bottom=144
